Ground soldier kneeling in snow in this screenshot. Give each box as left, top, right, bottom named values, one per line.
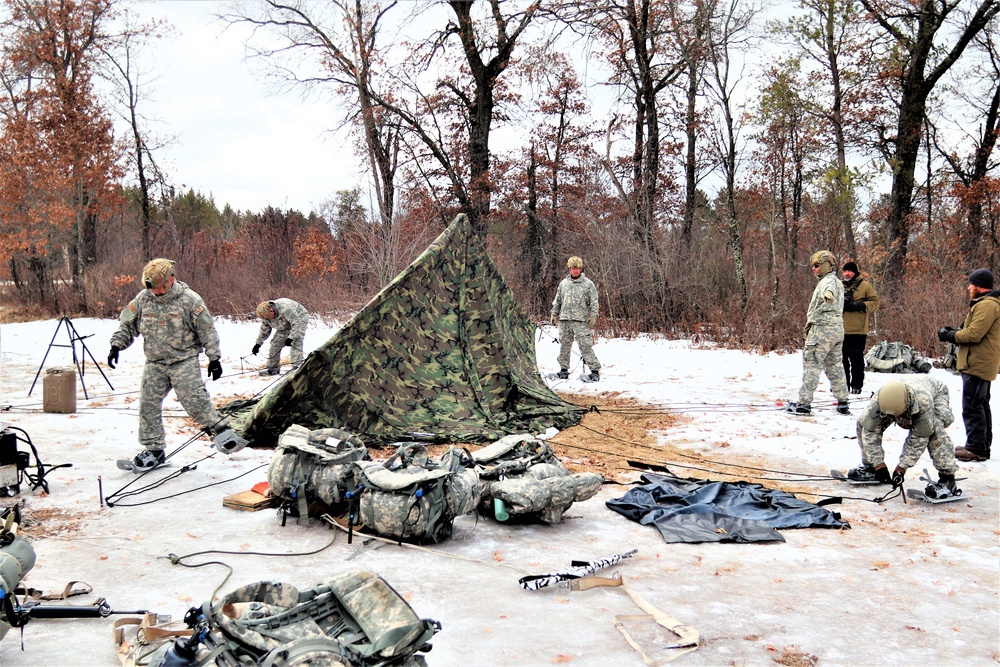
left=847, top=376, right=961, bottom=499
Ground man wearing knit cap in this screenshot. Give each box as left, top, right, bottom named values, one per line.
left=841, top=261, right=880, bottom=394
left=787, top=250, right=851, bottom=416
left=937, top=268, right=1000, bottom=461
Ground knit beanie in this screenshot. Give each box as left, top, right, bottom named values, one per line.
left=969, top=268, right=994, bottom=289
left=842, top=261, right=859, bottom=274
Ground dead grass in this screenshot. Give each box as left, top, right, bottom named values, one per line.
left=18, top=504, right=96, bottom=539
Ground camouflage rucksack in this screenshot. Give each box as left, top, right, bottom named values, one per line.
left=472, top=434, right=604, bottom=525
left=865, top=341, right=932, bottom=374
left=0, top=507, right=36, bottom=641
left=267, top=425, right=370, bottom=525
left=351, top=443, right=480, bottom=544
left=147, top=570, right=439, bottom=667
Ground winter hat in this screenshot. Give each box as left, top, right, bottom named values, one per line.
left=968, top=268, right=994, bottom=289
left=567, top=256, right=584, bottom=269
left=843, top=261, right=859, bottom=274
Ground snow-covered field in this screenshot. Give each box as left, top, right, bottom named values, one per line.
left=0, top=316, right=997, bottom=666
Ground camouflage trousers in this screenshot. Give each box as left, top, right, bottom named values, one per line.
left=557, top=320, right=600, bottom=372
left=857, top=419, right=958, bottom=475
left=266, top=328, right=304, bottom=372
left=139, top=356, right=227, bottom=451
left=797, top=331, right=848, bottom=405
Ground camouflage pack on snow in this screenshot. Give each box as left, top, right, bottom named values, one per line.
left=352, top=443, right=480, bottom=543
left=865, top=341, right=932, bottom=374
left=141, top=570, right=438, bottom=667
left=473, top=434, right=603, bottom=524
left=267, top=425, right=370, bottom=525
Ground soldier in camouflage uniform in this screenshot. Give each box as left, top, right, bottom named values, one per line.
left=550, top=256, right=601, bottom=381
left=787, top=250, right=850, bottom=415
left=847, top=377, right=961, bottom=498
left=108, top=259, right=244, bottom=471
left=252, top=298, right=310, bottom=376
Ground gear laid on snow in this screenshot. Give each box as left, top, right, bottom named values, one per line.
left=785, top=402, right=812, bottom=415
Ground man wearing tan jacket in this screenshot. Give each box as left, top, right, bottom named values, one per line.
left=937, top=268, right=1000, bottom=462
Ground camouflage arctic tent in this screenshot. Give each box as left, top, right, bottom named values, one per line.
left=228, top=213, right=585, bottom=447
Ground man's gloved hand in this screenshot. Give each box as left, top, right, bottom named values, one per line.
left=587, top=316, right=597, bottom=328
left=937, top=327, right=956, bottom=343
left=107, top=346, right=120, bottom=369
left=284, top=338, right=292, bottom=347
left=891, top=466, right=906, bottom=487
left=207, top=359, right=223, bottom=381
left=550, top=314, right=557, bottom=326
left=252, top=343, right=260, bottom=355
left=873, top=464, right=891, bottom=484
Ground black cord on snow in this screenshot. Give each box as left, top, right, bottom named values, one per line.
left=166, top=533, right=339, bottom=602
left=105, top=462, right=267, bottom=508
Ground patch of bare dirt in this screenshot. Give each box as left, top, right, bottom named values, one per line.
left=18, top=504, right=95, bottom=539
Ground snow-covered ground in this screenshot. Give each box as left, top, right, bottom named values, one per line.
left=0, top=316, right=997, bottom=666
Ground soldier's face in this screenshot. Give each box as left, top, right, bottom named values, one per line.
left=151, top=276, right=174, bottom=296
left=570, top=266, right=582, bottom=278
left=843, top=269, right=855, bottom=281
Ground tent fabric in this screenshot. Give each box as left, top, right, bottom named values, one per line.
left=606, top=473, right=849, bottom=544
left=227, top=213, right=585, bottom=447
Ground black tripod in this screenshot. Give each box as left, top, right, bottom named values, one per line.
left=28, top=316, right=114, bottom=399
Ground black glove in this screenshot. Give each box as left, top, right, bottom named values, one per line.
left=284, top=338, right=293, bottom=347
left=207, top=359, right=222, bottom=381
left=937, top=327, right=956, bottom=343
left=107, top=346, right=120, bottom=369
left=252, top=343, right=260, bottom=355
left=844, top=301, right=866, bottom=312
left=873, top=465, right=891, bottom=484
left=891, top=466, right=906, bottom=487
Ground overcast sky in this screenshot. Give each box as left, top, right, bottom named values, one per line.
left=130, top=1, right=359, bottom=214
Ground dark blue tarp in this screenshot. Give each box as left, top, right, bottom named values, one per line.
left=607, top=473, right=849, bottom=544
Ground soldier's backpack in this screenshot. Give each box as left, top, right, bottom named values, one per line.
left=351, top=443, right=480, bottom=544
left=143, top=570, right=439, bottom=667
left=267, top=425, right=369, bottom=525
left=865, top=341, right=932, bottom=374
left=472, top=434, right=604, bottom=525
left=0, top=506, right=36, bottom=641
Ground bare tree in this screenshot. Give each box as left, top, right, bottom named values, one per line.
left=858, top=0, right=1000, bottom=288
left=705, top=0, right=757, bottom=300
left=99, top=12, right=171, bottom=261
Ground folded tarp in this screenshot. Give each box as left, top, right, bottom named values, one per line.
left=607, top=473, right=849, bottom=544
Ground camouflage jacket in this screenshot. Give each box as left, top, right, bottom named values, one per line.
left=858, top=375, right=953, bottom=443
left=842, top=275, right=879, bottom=335
left=110, top=280, right=221, bottom=364
left=551, top=274, right=599, bottom=322
left=955, top=291, right=1000, bottom=381
left=255, top=298, right=309, bottom=345
left=806, top=271, right=844, bottom=331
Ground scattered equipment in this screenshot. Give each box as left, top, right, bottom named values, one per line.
left=28, top=316, right=113, bottom=399
left=0, top=426, right=71, bottom=496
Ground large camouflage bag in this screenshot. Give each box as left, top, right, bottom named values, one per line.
left=147, top=570, right=439, bottom=667
left=865, top=341, right=932, bottom=374
left=352, top=443, right=480, bottom=544
left=473, top=434, right=604, bottom=525
left=267, top=425, right=369, bottom=526
left=0, top=507, right=36, bottom=641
